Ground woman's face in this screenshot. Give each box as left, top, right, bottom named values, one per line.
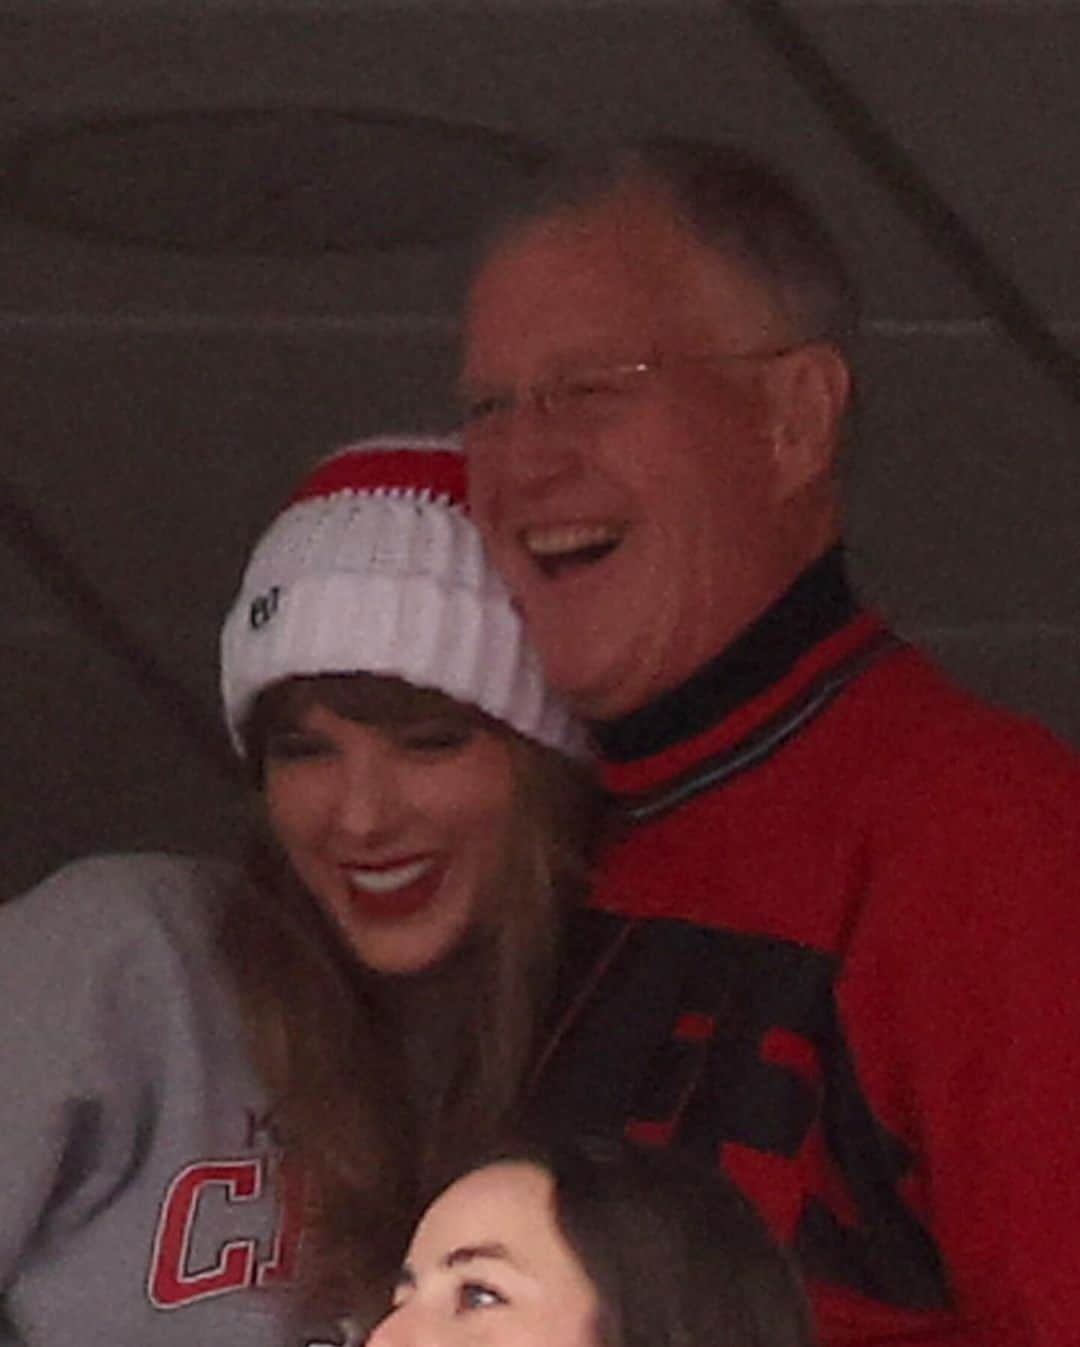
left=368, top=1161, right=601, bottom=1347
left=264, top=699, right=515, bottom=975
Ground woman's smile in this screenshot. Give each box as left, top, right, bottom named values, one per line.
left=264, top=702, right=515, bottom=975
left=342, top=855, right=444, bottom=919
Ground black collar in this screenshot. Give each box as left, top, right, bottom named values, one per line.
left=591, top=546, right=858, bottom=765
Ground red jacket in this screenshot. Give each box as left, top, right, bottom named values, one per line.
left=530, top=553, right=1080, bottom=1346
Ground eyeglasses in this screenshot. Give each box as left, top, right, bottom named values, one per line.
left=460, top=342, right=810, bottom=434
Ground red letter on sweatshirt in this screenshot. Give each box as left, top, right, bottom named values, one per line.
left=148, top=1159, right=262, bottom=1307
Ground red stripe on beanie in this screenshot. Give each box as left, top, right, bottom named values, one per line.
left=288, top=448, right=466, bottom=508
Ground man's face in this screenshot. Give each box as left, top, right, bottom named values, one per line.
left=463, top=187, right=828, bottom=721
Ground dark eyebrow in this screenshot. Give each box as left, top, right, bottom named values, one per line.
left=394, top=1241, right=516, bottom=1292
left=442, top=1242, right=514, bottom=1270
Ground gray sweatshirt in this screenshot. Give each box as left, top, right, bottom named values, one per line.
left=0, top=853, right=350, bottom=1345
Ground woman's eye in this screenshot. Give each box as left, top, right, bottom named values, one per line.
left=397, top=723, right=474, bottom=754
left=456, top=1281, right=506, bottom=1312
left=263, top=730, right=332, bottom=762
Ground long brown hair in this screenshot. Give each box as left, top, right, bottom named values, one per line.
left=218, top=672, right=602, bottom=1322
left=547, top=1137, right=815, bottom=1347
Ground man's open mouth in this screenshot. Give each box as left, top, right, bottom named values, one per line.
left=521, top=522, right=624, bottom=579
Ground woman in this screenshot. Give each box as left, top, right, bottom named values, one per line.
left=368, top=1137, right=815, bottom=1347
left=0, top=436, right=599, bottom=1346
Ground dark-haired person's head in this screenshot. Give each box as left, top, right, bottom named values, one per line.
left=368, top=1137, right=814, bottom=1347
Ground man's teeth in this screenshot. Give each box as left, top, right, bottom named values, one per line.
left=523, top=523, right=622, bottom=558
left=522, top=524, right=623, bottom=576
left=347, top=859, right=432, bottom=895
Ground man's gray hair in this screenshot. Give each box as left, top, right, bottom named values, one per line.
left=490, top=137, right=858, bottom=354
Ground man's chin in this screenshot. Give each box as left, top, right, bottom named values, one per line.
left=534, top=647, right=627, bottom=722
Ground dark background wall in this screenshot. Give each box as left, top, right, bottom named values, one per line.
left=2, top=2, right=1077, bottom=897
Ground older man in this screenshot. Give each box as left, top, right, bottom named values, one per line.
left=461, top=142, right=1080, bottom=1346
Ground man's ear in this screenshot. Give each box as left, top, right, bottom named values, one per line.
left=767, top=343, right=851, bottom=501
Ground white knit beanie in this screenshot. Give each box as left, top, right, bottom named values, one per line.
left=220, top=434, right=586, bottom=758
